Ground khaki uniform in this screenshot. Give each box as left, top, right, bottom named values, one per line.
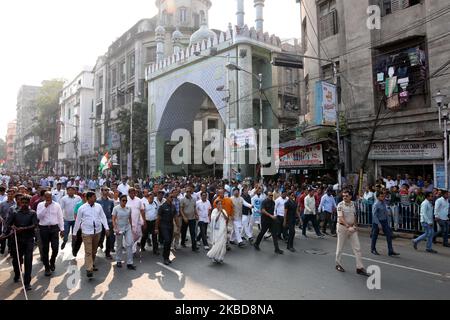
left=335, top=201, right=364, bottom=269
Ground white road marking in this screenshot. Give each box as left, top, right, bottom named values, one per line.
left=342, top=253, right=450, bottom=278
left=210, top=289, right=236, bottom=300
left=156, top=262, right=184, bottom=280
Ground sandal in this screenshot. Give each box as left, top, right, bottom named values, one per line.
left=336, top=265, right=345, bottom=272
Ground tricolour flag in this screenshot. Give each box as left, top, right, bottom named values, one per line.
left=98, top=152, right=112, bottom=174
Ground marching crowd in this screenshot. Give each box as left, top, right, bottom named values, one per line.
left=0, top=172, right=449, bottom=292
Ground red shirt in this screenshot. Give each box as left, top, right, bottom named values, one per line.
left=297, top=192, right=306, bottom=210
left=30, top=194, right=42, bottom=211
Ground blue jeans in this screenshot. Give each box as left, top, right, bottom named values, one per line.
left=414, top=223, right=434, bottom=250
left=64, top=220, right=75, bottom=243
left=436, top=220, right=449, bottom=246
left=371, top=220, right=394, bottom=254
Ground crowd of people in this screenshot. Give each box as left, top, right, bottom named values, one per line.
left=0, top=171, right=448, bottom=292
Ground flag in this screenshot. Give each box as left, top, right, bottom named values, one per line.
left=98, top=152, right=112, bottom=174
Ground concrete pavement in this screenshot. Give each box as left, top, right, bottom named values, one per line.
left=1, top=228, right=449, bottom=300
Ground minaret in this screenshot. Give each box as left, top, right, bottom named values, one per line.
left=254, top=0, right=265, bottom=33
left=172, top=27, right=183, bottom=55
left=155, top=25, right=166, bottom=62
left=236, top=0, right=245, bottom=28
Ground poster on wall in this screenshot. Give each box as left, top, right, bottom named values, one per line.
left=229, top=128, right=257, bottom=151
left=279, top=144, right=324, bottom=168
left=314, top=81, right=337, bottom=126
left=435, top=163, right=445, bottom=190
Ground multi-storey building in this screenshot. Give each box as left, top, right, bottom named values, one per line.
left=15, top=85, right=41, bottom=172
left=297, top=0, right=450, bottom=184
left=5, top=121, right=16, bottom=170
left=93, top=0, right=218, bottom=177
left=58, top=69, right=95, bottom=176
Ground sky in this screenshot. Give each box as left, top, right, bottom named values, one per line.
left=0, top=0, right=301, bottom=138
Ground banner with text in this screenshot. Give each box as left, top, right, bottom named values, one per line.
left=369, top=141, right=443, bottom=160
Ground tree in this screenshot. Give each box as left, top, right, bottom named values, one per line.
left=33, top=79, right=64, bottom=173
left=0, top=138, right=6, bottom=160
left=117, top=99, right=149, bottom=178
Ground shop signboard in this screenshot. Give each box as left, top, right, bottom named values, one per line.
left=368, top=141, right=443, bottom=160
left=279, top=144, right=324, bottom=168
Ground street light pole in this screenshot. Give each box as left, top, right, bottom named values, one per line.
left=75, top=115, right=79, bottom=176
left=130, top=92, right=134, bottom=181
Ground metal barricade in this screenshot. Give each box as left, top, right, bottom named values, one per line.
left=356, top=200, right=422, bottom=233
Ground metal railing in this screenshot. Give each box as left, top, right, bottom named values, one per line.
left=356, top=200, right=422, bottom=233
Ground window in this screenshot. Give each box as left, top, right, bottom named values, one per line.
left=179, top=7, right=187, bottom=24
left=321, top=62, right=339, bottom=82
left=207, top=119, right=218, bottom=130
left=373, top=40, right=428, bottom=111
left=120, top=61, right=126, bottom=83
left=98, top=75, right=104, bottom=98
left=302, top=17, right=308, bottom=52
left=199, top=10, right=206, bottom=23
left=193, top=13, right=200, bottom=28
left=145, top=47, right=156, bottom=63
left=128, top=53, right=135, bottom=79
left=111, top=68, right=117, bottom=88
left=319, top=0, right=338, bottom=40
left=382, top=0, right=421, bottom=16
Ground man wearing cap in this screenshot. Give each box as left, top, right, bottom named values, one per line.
left=59, top=186, right=81, bottom=250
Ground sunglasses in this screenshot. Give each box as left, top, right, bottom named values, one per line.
left=121, top=199, right=127, bottom=203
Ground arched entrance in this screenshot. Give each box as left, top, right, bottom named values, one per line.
left=156, top=82, right=226, bottom=177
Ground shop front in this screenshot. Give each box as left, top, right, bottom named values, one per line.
left=277, top=138, right=337, bottom=185
left=369, top=140, right=444, bottom=186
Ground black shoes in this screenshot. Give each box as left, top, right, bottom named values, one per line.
left=61, top=242, right=66, bottom=250
left=412, top=240, right=418, bottom=250
left=388, top=252, right=400, bottom=257
left=181, top=243, right=187, bottom=248
left=127, top=264, right=137, bottom=270
left=164, top=259, right=170, bottom=265
left=371, top=250, right=380, bottom=256
left=25, top=285, right=33, bottom=291
left=238, top=242, right=246, bottom=248
left=153, top=251, right=161, bottom=256
left=44, top=269, right=52, bottom=277
left=93, top=265, right=99, bottom=271
left=288, top=247, right=296, bottom=252
left=336, top=265, right=345, bottom=272
left=50, top=264, right=55, bottom=272
left=117, top=262, right=123, bottom=268
left=275, top=249, right=284, bottom=255
left=105, top=254, right=113, bottom=260
left=253, top=244, right=261, bottom=251
left=86, top=271, right=94, bottom=278
left=14, top=276, right=19, bottom=283
left=357, top=268, right=370, bottom=277
left=426, top=249, right=438, bottom=254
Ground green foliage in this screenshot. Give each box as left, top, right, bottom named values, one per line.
left=0, top=138, right=6, bottom=160
left=117, top=99, right=148, bottom=176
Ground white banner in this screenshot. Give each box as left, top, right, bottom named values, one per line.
left=369, top=141, right=443, bottom=160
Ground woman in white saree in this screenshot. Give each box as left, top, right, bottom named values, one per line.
left=207, top=200, right=229, bottom=263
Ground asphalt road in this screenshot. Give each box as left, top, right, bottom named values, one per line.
left=1, top=228, right=449, bottom=300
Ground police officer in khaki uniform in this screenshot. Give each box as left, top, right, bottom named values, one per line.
left=335, top=190, right=369, bottom=276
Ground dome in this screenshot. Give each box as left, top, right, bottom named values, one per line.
left=172, top=27, right=184, bottom=41
left=155, top=25, right=166, bottom=35
left=189, top=22, right=216, bottom=46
